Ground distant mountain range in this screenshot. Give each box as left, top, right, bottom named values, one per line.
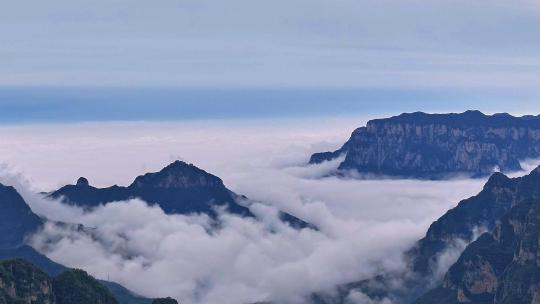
left=310, top=111, right=540, bottom=179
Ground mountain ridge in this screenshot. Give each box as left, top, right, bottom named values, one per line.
left=49, top=160, right=311, bottom=229
left=310, top=111, right=540, bottom=179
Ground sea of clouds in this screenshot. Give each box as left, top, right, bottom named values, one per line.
left=0, top=118, right=496, bottom=303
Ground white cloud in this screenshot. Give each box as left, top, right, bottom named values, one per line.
left=0, top=120, right=487, bottom=303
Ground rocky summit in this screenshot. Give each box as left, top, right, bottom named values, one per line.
left=310, top=111, right=540, bottom=179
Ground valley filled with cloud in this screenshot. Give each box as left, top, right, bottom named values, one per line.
left=0, top=119, right=496, bottom=303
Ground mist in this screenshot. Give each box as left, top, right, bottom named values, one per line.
left=0, top=119, right=490, bottom=303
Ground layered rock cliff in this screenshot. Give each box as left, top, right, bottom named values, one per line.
left=313, top=167, right=540, bottom=304
left=310, top=111, right=540, bottom=178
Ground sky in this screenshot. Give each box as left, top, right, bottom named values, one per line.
left=2, top=0, right=540, bottom=122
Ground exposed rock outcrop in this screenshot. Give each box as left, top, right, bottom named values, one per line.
left=310, top=111, right=540, bottom=179
left=415, top=198, right=540, bottom=304
left=409, top=167, right=540, bottom=275
left=0, top=259, right=54, bottom=304
left=315, top=166, right=540, bottom=304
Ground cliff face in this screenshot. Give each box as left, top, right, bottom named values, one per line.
left=415, top=198, right=540, bottom=304
left=310, top=111, right=540, bottom=178
left=313, top=167, right=540, bottom=304
left=410, top=167, right=540, bottom=275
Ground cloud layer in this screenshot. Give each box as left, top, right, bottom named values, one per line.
left=0, top=120, right=489, bottom=303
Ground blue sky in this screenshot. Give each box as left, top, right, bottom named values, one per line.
left=2, top=0, right=540, bottom=121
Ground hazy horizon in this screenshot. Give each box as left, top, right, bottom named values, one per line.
left=1, top=87, right=540, bottom=124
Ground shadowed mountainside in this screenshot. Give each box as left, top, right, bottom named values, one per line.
left=49, top=160, right=311, bottom=229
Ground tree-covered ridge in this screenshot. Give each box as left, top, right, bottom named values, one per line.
left=53, top=269, right=118, bottom=304
left=0, top=259, right=119, bottom=304
left=0, top=259, right=54, bottom=304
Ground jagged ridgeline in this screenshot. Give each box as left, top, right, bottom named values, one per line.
left=310, top=111, right=540, bottom=179
left=49, top=160, right=311, bottom=229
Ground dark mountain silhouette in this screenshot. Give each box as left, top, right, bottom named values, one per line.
left=0, top=183, right=43, bottom=249
left=152, top=298, right=178, bottom=304
left=49, top=160, right=311, bottom=229
left=50, top=161, right=249, bottom=216
left=310, top=111, right=540, bottom=179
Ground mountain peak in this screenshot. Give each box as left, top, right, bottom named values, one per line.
left=484, top=171, right=511, bottom=189
left=76, top=177, right=89, bottom=187
left=161, top=160, right=193, bottom=172
left=129, top=161, right=224, bottom=189
left=462, top=109, right=486, bottom=116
